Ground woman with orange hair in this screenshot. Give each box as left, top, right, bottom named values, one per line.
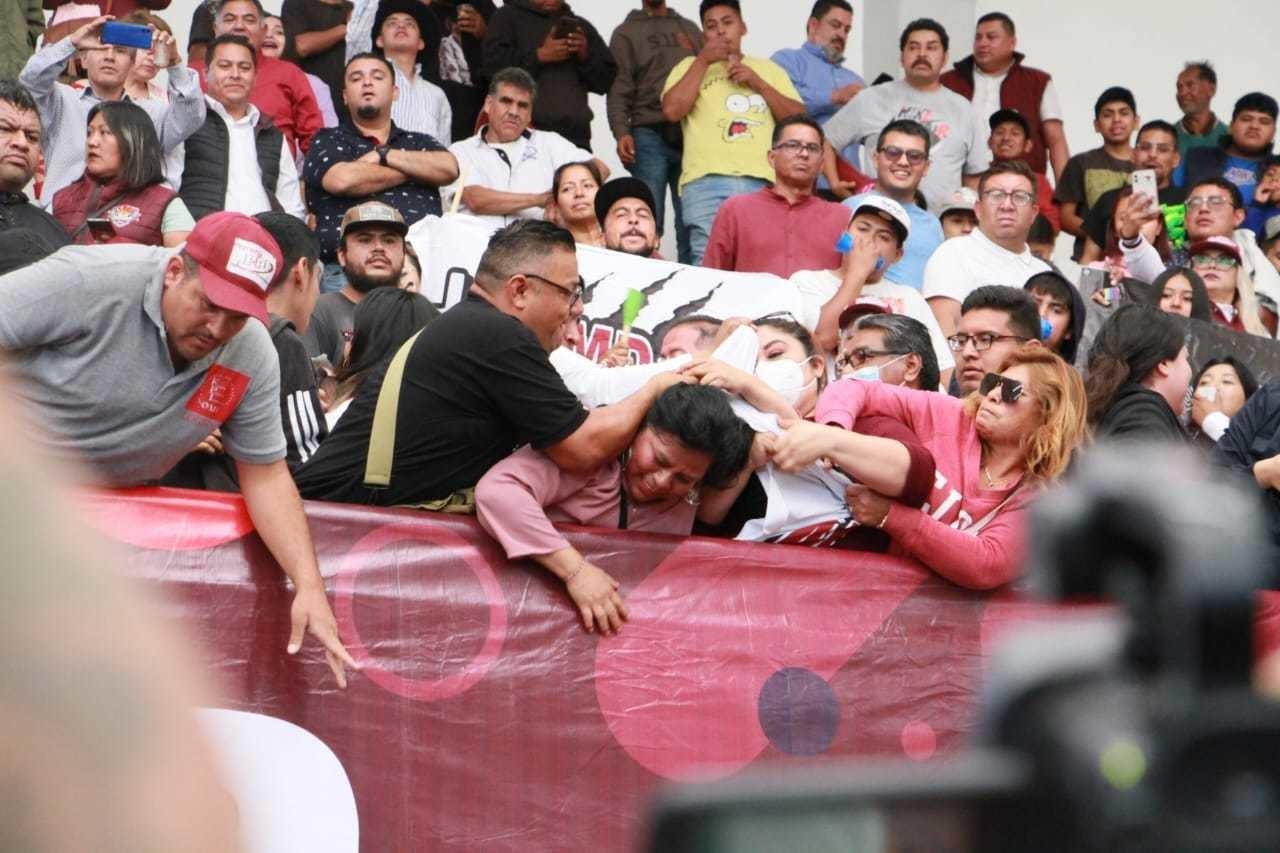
left=770, top=344, right=1088, bottom=589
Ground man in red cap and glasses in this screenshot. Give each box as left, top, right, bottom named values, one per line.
left=0, top=210, right=359, bottom=688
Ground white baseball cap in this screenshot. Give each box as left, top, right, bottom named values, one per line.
left=846, top=194, right=911, bottom=243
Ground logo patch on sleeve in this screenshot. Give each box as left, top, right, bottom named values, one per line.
left=186, top=364, right=251, bottom=423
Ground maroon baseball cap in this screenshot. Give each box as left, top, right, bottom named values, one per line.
left=837, top=296, right=892, bottom=330
left=183, top=211, right=283, bottom=325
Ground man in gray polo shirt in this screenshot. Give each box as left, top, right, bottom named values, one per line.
left=0, top=211, right=358, bottom=688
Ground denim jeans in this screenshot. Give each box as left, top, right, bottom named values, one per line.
left=320, top=261, right=347, bottom=295
left=680, top=174, right=768, bottom=266
left=630, top=126, right=691, bottom=265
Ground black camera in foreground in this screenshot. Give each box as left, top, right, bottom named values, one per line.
left=649, top=449, right=1280, bottom=852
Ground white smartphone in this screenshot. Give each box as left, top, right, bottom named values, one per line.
left=1131, top=169, right=1159, bottom=205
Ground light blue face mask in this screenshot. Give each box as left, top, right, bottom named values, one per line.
left=848, top=353, right=908, bottom=383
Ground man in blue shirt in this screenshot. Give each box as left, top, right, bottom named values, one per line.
left=1181, top=92, right=1277, bottom=205
left=771, top=0, right=865, bottom=183
left=843, top=119, right=943, bottom=289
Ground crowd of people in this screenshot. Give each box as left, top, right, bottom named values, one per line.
left=4, top=0, right=1280, bottom=686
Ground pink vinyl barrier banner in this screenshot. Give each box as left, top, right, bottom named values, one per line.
left=77, top=488, right=1279, bottom=851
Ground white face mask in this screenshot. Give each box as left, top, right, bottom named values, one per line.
left=756, top=357, right=817, bottom=405
left=847, top=353, right=908, bottom=384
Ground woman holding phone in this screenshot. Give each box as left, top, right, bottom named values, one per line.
left=51, top=101, right=193, bottom=247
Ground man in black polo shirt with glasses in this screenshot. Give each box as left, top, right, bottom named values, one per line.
left=294, top=219, right=682, bottom=507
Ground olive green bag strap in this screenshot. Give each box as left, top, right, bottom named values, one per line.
left=362, top=329, right=425, bottom=489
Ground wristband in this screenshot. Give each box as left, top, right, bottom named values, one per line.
left=1119, top=234, right=1144, bottom=250
left=376, top=144, right=390, bottom=167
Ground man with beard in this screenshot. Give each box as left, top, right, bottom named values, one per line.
left=302, top=201, right=411, bottom=365
left=771, top=1, right=866, bottom=187
left=822, top=19, right=982, bottom=212
left=1183, top=92, right=1278, bottom=207
left=596, top=176, right=661, bottom=259
left=701, top=115, right=848, bottom=276
left=304, top=52, right=458, bottom=293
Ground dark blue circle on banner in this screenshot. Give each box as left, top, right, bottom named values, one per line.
left=757, top=667, right=840, bottom=756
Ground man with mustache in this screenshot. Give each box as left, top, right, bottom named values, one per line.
left=302, top=201, right=414, bottom=365
left=822, top=18, right=982, bottom=213
left=0, top=211, right=358, bottom=689
left=446, top=67, right=607, bottom=229
left=596, top=176, right=661, bottom=259
left=1182, top=92, right=1278, bottom=208
left=940, top=12, right=1069, bottom=181
left=0, top=81, right=69, bottom=249
left=178, top=34, right=305, bottom=221
left=770, top=1, right=866, bottom=189
left=304, top=52, right=458, bottom=293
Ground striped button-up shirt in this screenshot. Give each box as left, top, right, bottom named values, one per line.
left=19, top=38, right=206, bottom=207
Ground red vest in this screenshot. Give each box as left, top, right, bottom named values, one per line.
left=941, top=53, right=1053, bottom=175
left=51, top=176, right=177, bottom=246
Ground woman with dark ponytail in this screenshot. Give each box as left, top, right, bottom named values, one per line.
left=1085, top=303, right=1192, bottom=441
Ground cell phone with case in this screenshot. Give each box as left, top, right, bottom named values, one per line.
left=553, top=15, right=582, bottom=38
left=100, top=21, right=153, bottom=50
left=1131, top=168, right=1159, bottom=206
left=86, top=218, right=116, bottom=243
left=1079, top=266, right=1108, bottom=295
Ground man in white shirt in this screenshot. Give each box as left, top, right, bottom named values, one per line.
left=922, top=159, right=1049, bottom=337
left=178, top=34, right=305, bottom=221
left=790, top=194, right=954, bottom=385
left=821, top=17, right=983, bottom=212
left=447, top=67, right=609, bottom=228
left=345, top=0, right=452, bottom=144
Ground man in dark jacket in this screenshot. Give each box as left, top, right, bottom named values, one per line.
left=1212, top=381, right=1280, bottom=546
left=940, top=11, right=1069, bottom=181
left=607, top=0, right=701, bottom=264
left=1183, top=92, right=1277, bottom=207
left=481, top=0, right=617, bottom=150
left=0, top=81, right=70, bottom=250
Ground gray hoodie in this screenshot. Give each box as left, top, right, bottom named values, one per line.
left=606, top=6, right=703, bottom=140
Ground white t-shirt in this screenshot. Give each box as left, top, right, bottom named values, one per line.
left=790, top=268, right=955, bottom=372
left=921, top=228, right=1050, bottom=306
left=968, top=71, right=1063, bottom=172
left=822, top=80, right=985, bottom=213
left=445, top=128, right=594, bottom=228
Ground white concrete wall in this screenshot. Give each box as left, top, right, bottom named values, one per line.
left=148, top=0, right=1277, bottom=257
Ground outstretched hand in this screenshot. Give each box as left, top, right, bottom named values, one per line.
left=289, top=584, right=360, bottom=689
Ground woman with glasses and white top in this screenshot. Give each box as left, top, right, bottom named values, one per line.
left=1186, top=235, right=1272, bottom=337
left=768, top=344, right=1087, bottom=589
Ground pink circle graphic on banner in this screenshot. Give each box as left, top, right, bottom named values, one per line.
left=335, top=523, right=507, bottom=701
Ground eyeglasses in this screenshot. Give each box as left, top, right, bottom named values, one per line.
left=774, top=140, right=822, bottom=155
left=837, top=347, right=904, bottom=370
left=521, top=272, right=584, bottom=306
left=1190, top=253, right=1240, bottom=270
left=1186, top=196, right=1234, bottom=210
left=980, top=189, right=1037, bottom=208
left=979, top=372, right=1025, bottom=404
left=947, top=332, right=1029, bottom=353
left=877, top=145, right=928, bottom=165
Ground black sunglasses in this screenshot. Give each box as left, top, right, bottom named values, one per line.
left=979, top=372, right=1025, bottom=404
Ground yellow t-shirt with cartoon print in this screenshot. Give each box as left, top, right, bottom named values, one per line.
left=663, top=56, right=802, bottom=191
